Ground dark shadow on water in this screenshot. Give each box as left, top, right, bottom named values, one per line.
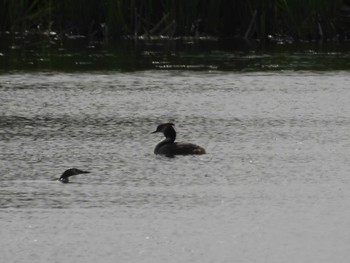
left=0, top=34, right=350, bottom=72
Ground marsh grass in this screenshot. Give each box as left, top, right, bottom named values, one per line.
left=0, top=0, right=347, bottom=41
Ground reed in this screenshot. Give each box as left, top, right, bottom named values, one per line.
left=0, top=0, right=347, bottom=41
left=0, top=0, right=52, bottom=32
left=275, top=0, right=345, bottom=39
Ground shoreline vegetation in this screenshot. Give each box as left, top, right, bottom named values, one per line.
left=1, top=0, right=350, bottom=45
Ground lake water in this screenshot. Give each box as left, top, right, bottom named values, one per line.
left=1, top=39, right=350, bottom=262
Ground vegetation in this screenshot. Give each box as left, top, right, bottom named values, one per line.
left=0, top=0, right=349, bottom=41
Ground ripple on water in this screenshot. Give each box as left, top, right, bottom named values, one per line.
left=1, top=71, right=350, bottom=262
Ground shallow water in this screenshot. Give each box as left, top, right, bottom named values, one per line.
left=1, top=70, right=350, bottom=262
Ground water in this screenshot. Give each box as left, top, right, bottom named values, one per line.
left=1, top=68, right=350, bottom=262
left=1, top=37, right=350, bottom=72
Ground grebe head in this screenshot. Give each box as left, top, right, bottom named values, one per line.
left=151, top=123, right=176, bottom=141
left=151, top=123, right=175, bottom=133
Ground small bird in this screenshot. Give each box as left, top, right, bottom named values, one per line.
left=151, top=123, right=206, bottom=157
left=58, top=168, right=90, bottom=183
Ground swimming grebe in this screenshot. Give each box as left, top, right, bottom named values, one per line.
left=59, top=168, right=90, bottom=183
left=151, top=123, right=206, bottom=157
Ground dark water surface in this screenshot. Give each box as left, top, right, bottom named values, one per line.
left=1, top=39, right=350, bottom=262
left=1, top=37, right=350, bottom=71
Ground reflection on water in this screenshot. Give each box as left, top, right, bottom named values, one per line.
left=1, top=36, right=350, bottom=72
left=1, top=71, right=350, bottom=262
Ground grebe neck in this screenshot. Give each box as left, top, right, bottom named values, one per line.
left=163, top=125, right=176, bottom=142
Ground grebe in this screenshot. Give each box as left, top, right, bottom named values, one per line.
left=151, top=123, right=206, bottom=157
left=59, top=168, right=90, bottom=183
